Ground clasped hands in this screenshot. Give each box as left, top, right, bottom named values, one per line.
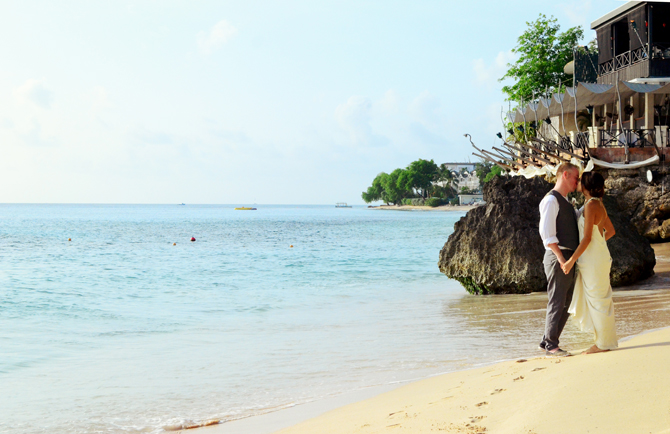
left=561, top=258, right=575, bottom=275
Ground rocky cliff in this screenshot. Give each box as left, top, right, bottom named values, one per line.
left=438, top=175, right=656, bottom=295
left=605, top=167, right=670, bottom=241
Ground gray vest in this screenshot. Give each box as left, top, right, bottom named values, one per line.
left=548, top=190, right=579, bottom=250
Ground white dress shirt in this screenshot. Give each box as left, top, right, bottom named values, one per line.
left=538, top=193, right=580, bottom=250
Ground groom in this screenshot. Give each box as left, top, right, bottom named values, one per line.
left=538, top=162, right=580, bottom=357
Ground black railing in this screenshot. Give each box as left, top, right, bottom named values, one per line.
left=557, top=136, right=573, bottom=152
left=574, top=132, right=589, bottom=151
left=599, top=59, right=615, bottom=75
left=598, top=128, right=656, bottom=148
left=615, top=51, right=631, bottom=69
left=598, top=46, right=648, bottom=75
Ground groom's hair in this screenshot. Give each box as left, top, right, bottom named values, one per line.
left=556, top=162, right=578, bottom=179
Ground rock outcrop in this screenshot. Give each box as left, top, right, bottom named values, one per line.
left=605, top=167, right=670, bottom=241
left=438, top=175, right=656, bottom=294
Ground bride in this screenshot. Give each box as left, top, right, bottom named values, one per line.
left=561, top=172, right=618, bottom=354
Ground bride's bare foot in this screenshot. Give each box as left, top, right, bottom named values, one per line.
left=583, top=345, right=609, bottom=354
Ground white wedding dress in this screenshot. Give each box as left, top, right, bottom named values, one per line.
left=568, top=198, right=618, bottom=350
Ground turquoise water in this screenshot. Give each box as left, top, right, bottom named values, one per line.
left=0, top=205, right=468, bottom=433
left=5, top=205, right=667, bottom=434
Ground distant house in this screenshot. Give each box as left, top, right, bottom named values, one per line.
left=442, top=162, right=476, bottom=172
left=455, top=172, right=481, bottom=192
left=440, top=162, right=481, bottom=193
left=458, top=193, right=484, bottom=206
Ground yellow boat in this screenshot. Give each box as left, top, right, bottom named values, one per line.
left=234, top=207, right=257, bottom=210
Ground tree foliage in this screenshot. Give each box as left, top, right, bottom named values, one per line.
left=398, top=159, right=439, bottom=198
left=433, top=163, right=458, bottom=199
left=381, top=168, right=407, bottom=205
left=474, top=162, right=493, bottom=185
left=483, top=165, right=503, bottom=183
left=500, top=14, right=583, bottom=103
left=361, top=173, right=385, bottom=203
left=360, top=158, right=508, bottom=205
left=361, top=159, right=459, bottom=205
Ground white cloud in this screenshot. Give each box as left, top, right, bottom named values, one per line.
left=376, top=89, right=399, bottom=114
left=18, top=118, right=58, bottom=147
left=14, top=79, right=54, bottom=109
left=335, top=96, right=372, bottom=145
left=131, top=126, right=175, bottom=145
left=472, top=50, right=517, bottom=86
left=1, top=118, right=14, bottom=129
left=562, top=1, right=592, bottom=30
left=197, top=20, right=238, bottom=55
left=88, top=86, right=110, bottom=112
left=335, top=96, right=389, bottom=147
left=408, top=91, right=441, bottom=128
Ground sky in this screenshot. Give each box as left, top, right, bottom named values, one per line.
left=0, top=0, right=627, bottom=204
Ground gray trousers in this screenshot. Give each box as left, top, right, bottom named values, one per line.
left=541, top=249, right=576, bottom=351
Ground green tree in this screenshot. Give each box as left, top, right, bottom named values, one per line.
left=381, top=168, right=407, bottom=205
left=361, top=173, right=386, bottom=203
left=474, top=162, right=493, bottom=185
left=504, top=121, right=538, bottom=143
left=483, top=165, right=504, bottom=183
left=398, top=159, right=439, bottom=198
left=500, top=14, right=583, bottom=102
left=432, top=164, right=458, bottom=199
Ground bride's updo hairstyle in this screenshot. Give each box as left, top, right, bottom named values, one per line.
left=581, top=172, right=605, bottom=198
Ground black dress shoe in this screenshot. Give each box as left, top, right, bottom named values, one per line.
left=545, top=348, right=570, bottom=357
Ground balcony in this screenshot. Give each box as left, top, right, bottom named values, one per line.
left=598, top=46, right=648, bottom=76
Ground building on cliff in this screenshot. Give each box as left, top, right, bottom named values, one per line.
left=477, top=1, right=670, bottom=173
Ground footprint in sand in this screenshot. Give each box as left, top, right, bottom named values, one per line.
left=428, top=396, right=454, bottom=405
left=475, top=401, right=488, bottom=407
left=490, top=388, right=506, bottom=395
left=469, top=415, right=486, bottom=423
left=450, top=422, right=486, bottom=433
left=531, top=367, right=546, bottom=372
left=513, top=376, right=525, bottom=381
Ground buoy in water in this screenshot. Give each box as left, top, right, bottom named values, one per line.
left=290, top=245, right=293, bottom=248
left=68, top=238, right=71, bottom=241
left=173, top=243, right=176, bottom=246
left=191, top=237, right=196, bottom=242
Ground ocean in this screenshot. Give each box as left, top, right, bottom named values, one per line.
left=2, top=204, right=670, bottom=434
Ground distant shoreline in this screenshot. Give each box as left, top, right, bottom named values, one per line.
left=368, top=204, right=477, bottom=212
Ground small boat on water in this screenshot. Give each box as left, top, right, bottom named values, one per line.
left=234, top=207, right=257, bottom=210
left=335, top=202, right=352, bottom=208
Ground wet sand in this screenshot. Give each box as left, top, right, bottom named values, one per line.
left=271, top=326, right=670, bottom=434
left=187, top=243, right=670, bottom=434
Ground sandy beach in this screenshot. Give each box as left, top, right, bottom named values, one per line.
left=188, top=244, right=670, bottom=434
left=271, top=326, right=670, bottom=434
left=369, top=204, right=477, bottom=212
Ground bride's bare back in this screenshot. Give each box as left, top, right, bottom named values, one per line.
left=583, top=198, right=615, bottom=241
